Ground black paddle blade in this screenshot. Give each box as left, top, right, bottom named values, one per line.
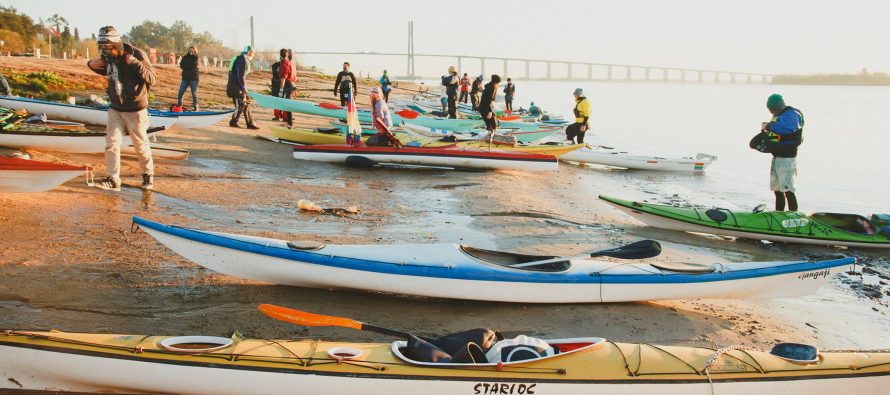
left=591, top=240, right=661, bottom=259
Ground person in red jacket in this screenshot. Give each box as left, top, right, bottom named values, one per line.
left=459, top=73, right=470, bottom=104
left=278, top=49, right=297, bottom=127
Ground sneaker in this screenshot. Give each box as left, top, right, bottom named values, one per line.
left=141, top=174, right=154, bottom=190
left=246, top=123, right=260, bottom=130
left=94, top=177, right=120, bottom=192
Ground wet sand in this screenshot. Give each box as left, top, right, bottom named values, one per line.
left=1, top=59, right=889, bottom=355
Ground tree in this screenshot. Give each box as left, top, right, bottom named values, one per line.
left=0, top=6, right=37, bottom=48
left=125, top=20, right=173, bottom=51
left=73, top=26, right=79, bottom=41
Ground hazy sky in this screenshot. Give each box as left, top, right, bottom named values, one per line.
left=8, top=0, right=890, bottom=76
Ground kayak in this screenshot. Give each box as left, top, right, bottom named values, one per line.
left=417, top=141, right=585, bottom=158
left=148, top=108, right=235, bottom=129
left=0, top=127, right=164, bottom=154
left=290, top=144, right=559, bottom=171
left=3, top=329, right=887, bottom=395
left=0, top=156, right=89, bottom=192
left=0, top=95, right=178, bottom=129
left=560, top=146, right=717, bottom=172
left=250, top=93, right=500, bottom=132
left=134, top=216, right=852, bottom=302
left=270, top=126, right=349, bottom=145
left=398, top=122, right=563, bottom=144
left=599, top=195, right=890, bottom=249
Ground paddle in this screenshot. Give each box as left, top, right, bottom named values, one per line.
left=258, top=304, right=427, bottom=340
left=511, top=240, right=662, bottom=269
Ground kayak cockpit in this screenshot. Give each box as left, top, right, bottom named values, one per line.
left=650, top=262, right=717, bottom=274
left=391, top=337, right=606, bottom=368
left=812, top=213, right=877, bottom=235
left=459, top=246, right=570, bottom=272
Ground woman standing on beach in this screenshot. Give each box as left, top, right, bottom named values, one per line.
left=176, top=46, right=199, bottom=111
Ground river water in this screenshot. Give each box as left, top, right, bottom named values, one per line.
left=480, top=81, right=889, bottom=215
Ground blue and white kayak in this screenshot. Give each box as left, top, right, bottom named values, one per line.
left=134, top=216, right=853, bottom=303
left=148, top=109, right=235, bottom=129
left=0, top=96, right=177, bottom=129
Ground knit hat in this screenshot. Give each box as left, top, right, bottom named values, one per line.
left=767, top=93, right=784, bottom=110
left=478, top=74, right=484, bottom=80
left=243, top=45, right=254, bottom=53
left=370, top=86, right=381, bottom=96
left=530, top=102, right=535, bottom=106
left=97, top=26, right=121, bottom=44
left=573, top=88, right=583, bottom=96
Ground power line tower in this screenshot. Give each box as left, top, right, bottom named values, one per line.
left=407, top=20, right=415, bottom=79
left=250, top=16, right=255, bottom=49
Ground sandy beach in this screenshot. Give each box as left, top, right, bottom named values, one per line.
left=1, top=57, right=888, bottom=355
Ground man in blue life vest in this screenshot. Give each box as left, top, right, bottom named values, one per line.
left=761, top=93, right=803, bottom=211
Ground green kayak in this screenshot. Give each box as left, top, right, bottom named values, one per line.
left=599, top=195, right=890, bottom=249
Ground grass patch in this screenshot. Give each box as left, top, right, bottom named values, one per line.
left=4, top=68, right=73, bottom=98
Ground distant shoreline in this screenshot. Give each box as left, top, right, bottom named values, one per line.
left=771, top=71, right=890, bottom=86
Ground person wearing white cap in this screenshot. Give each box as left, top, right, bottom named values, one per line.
left=87, top=25, right=156, bottom=191
left=227, top=45, right=258, bottom=129
left=441, top=66, right=460, bottom=118
left=565, top=88, right=590, bottom=144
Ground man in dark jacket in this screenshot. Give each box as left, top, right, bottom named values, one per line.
left=227, top=45, right=258, bottom=129
left=87, top=26, right=156, bottom=191
left=477, top=74, right=502, bottom=132
left=334, top=62, right=357, bottom=106
left=176, top=46, right=199, bottom=111
left=443, top=66, right=459, bottom=118
left=270, top=49, right=284, bottom=121
left=503, top=78, right=515, bottom=112
left=470, top=74, right=484, bottom=111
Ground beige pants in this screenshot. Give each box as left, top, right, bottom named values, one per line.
left=105, top=108, right=153, bottom=182
left=770, top=157, right=797, bottom=193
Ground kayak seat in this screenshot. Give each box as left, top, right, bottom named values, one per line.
left=460, top=246, right=569, bottom=272
left=317, top=128, right=341, bottom=134
left=286, top=240, right=325, bottom=251
left=650, top=262, right=716, bottom=274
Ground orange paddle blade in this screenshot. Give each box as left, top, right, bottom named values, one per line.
left=258, top=304, right=363, bottom=330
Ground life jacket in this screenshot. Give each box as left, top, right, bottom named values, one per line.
left=767, top=106, right=804, bottom=146
left=573, top=96, right=590, bottom=124
left=339, top=72, right=354, bottom=92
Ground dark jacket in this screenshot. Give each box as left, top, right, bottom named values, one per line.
left=227, top=54, right=249, bottom=98
left=179, top=54, right=199, bottom=81
left=88, top=43, right=156, bottom=112
left=334, top=71, right=357, bottom=95
left=444, top=72, right=459, bottom=96
left=478, top=82, right=497, bottom=114
left=471, top=78, right=483, bottom=94
left=503, top=83, right=515, bottom=99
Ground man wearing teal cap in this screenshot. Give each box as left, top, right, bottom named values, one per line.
left=761, top=93, right=804, bottom=211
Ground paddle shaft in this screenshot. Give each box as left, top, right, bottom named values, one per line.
left=512, top=240, right=661, bottom=269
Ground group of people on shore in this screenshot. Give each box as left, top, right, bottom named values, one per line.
left=79, top=26, right=803, bottom=212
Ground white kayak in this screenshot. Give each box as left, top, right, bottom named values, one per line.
left=121, top=143, right=189, bottom=160
left=0, top=156, right=90, bottom=192
left=560, top=145, right=717, bottom=172
left=291, top=144, right=558, bottom=172
left=149, top=109, right=235, bottom=129
left=0, top=96, right=178, bottom=129
left=0, top=128, right=164, bottom=154
left=134, top=216, right=853, bottom=303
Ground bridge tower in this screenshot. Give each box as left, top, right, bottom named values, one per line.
left=407, top=21, right=415, bottom=79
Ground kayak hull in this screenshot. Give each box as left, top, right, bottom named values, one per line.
left=291, top=145, right=559, bottom=171
left=0, top=157, right=88, bottom=192
left=134, top=217, right=852, bottom=303
left=149, top=109, right=235, bottom=129
left=599, top=195, right=890, bottom=248
left=0, top=128, right=164, bottom=154
left=0, top=96, right=178, bottom=129
left=2, top=331, right=888, bottom=395
left=270, top=126, right=346, bottom=145
left=561, top=148, right=715, bottom=172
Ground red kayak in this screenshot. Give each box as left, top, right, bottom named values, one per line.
left=291, top=145, right=558, bottom=171
left=0, top=157, right=90, bottom=193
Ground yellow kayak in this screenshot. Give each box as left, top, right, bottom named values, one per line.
left=1, top=330, right=888, bottom=394
left=270, top=126, right=346, bottom=145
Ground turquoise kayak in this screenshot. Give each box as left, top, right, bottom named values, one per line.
left=250, top=93, right=484, bottom=132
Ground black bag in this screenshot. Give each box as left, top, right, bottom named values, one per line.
left=749, top=131, right=771, bottom=153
